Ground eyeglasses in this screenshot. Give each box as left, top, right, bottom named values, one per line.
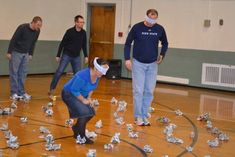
left=77, top=21, right=85, bottom=24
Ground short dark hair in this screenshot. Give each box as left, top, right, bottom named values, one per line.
left=146, top=9, right=158, bottom=16
left=32, top=16, right=42, bottom=23
left=89, top=58, right=108, bottom=69
left=74, top=15, right=84, bottom=22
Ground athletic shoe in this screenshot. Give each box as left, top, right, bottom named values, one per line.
left=135, top=117, right=144, bottom=126
left=10, top=94, right=22, bottom=100
left=143, top=117, right=151, bottom=126
left=48, top=89, right=54, bottom=96
left=22, top=93, right=32, bottom=101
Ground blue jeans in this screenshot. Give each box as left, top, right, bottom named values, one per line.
left=62, top=90, right=95, bottom=118
left=132, top=59, right=158, bottom=119
left=9, top=51, right=30, bottom=96
left=50, top=54, right=81, bottom=91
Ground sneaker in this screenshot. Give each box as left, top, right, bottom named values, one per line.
left=22, top=93, right=32, bottom=101
left=48, top=89, right=54, bottom=96
left=143, top=117, right=151, bottom=126
left=135, top=117, right=144, bottom=126
left=10, top=94, right=23, bottom=100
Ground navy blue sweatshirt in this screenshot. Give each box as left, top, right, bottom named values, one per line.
left=124, top=22, right=168, bottom=63
left=56, top=27, right=87, bottom=58
left=8, top=23, right=40, bottom=56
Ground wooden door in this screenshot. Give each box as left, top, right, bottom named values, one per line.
left=89, top=5, right=115, bottom=61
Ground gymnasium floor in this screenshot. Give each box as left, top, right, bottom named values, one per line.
left=0, top=75, right=234, bottom=157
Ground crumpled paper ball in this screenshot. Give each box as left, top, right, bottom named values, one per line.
left=76, top=135, right=86, bottom=144
left=110, top=133, right=120, bottom=144
left=128, top=131, right=139, bottom=138
left=65, top=119, right=74, bottom=127
left=1, top=108, right=14, bottom=115
left=95, top=120, right=102, bottom=129
left=116, top=101, right=127, bottom=112
left=40, top=126, right=51, bottom=134
left=7, top=140, right=19, bottom=149
left=104, top=143, right=114, bottom=150
left=186, top=146, right=193, bottom=152
left=6, top=133, right=19, bottom=149
left=45, top=134, right=54, bottom=144
left=0, top=123, right=8, bottom=131
left=86, top=149, right=96, bottom=157
left=10, top=101, right=18, bottom=109
left=206, top=121, right=213, bottom=129
left=197, top=113, right=210, bottom=122
left=115, top=117, right=125, bottom=125
left=126, top=124, right=133, bottom=132
left=143, top=145, right=153, bottom=153
left=91, top=99, right=99, bottom=107
left=218, top=133, right=229, bottom=141
left=175, top=109, right=183, bottom=116
left=207, top=138, right=219, bottom=147
left=111, top=97, right=118, bottom=105
left=113, top=112, right=119, bottom=118
left=45, top=143, right=61, bottom=151
left=4, top=130, right=13, bottom=139
left=211, top=127, right=222, bottom=135
left=157, top=116, right=171, bottom=124
left=86, top=129, right=97, bottom=138
left=20, top=117, right=28, bottom=123
left=45, top=108, right=53, bottom=116
left=163, top=123, right=177, bottom=136
left=166, top=135, right=184, bottom=144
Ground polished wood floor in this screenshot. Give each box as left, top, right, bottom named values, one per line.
left=0, top=75, right=235, bottom=157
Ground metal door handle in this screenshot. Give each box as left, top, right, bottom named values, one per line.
left=91, top=40, right=113, bottom=44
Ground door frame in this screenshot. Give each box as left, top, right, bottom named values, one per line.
left=86, top=3, right=116, bottom=59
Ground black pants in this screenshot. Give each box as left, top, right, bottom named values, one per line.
left=73, top=116, right=93, bottom=138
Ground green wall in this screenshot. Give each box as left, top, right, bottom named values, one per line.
left=1, top=40, right=235, bottom=91
left=113, top=44, right=235, bottom=92
left=0, top=40, right=72, bottom=75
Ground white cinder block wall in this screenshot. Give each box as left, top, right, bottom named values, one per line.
left=0, top=0, right=235, bottom=52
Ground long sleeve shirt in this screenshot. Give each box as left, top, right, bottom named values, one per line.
left=63, top=68, right=100, bottom=98
left=124, top=22, right=168, bottom=63
left=56, top=27, right=87, bottom=58
left=7, top=23, right=40, bottom=56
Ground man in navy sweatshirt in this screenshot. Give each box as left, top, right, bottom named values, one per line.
left=124, top=9, right=168, bottom=126
left=7, top=16, right=42, bottom=101
left=48, top=15, right=88, bottom=96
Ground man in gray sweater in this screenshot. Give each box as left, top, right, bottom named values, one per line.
left=7, top=16, right=42, bottom=101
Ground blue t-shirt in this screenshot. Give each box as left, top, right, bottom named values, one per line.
left=63, top=68, right=100, bottom=98
left=124, top=22, right=168, bottom=63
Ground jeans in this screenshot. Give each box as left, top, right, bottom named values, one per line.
left=132, top=59, right=158, bottom=118
left=50, top=54, right=81, bottom=91
left=9, top=51, right=29, bottom=96
left=62, top=90, right=95, bottom=118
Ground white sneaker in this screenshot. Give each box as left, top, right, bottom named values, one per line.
left=143, top=117, right=151, bottom=126
left=22, top=93, right=32, bottom=100
left=10, top=94, right=23, bottom=100
left=135, top=118, right=144, bottom=126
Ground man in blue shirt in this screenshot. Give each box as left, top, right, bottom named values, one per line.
left=124, top=9, right=168, bottom=126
